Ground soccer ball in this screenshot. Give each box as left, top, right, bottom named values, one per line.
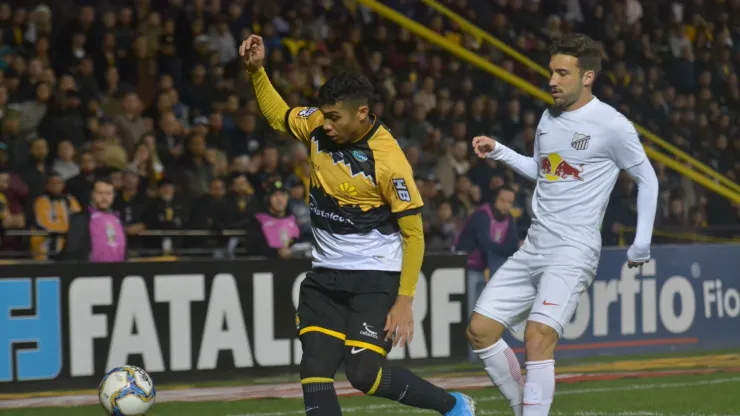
left=98, top=365, right=156, bottom=415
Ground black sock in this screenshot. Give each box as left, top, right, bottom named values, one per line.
left=302, top=382, right=343, bottom=416
left=373, top=364, right=456, bottom=414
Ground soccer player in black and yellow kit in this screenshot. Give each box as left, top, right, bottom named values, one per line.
left=240, top=36, right=476, bottom=416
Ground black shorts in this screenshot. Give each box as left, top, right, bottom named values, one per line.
left=296, top=267, right=400, bottom=356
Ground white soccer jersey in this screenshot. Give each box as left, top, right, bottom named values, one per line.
left=526, top=97, right=646, bottom=265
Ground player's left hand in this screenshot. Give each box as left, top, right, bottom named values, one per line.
left=627, top=243, right=651, bottom=268
left=384, top=295, right=414, bottom=348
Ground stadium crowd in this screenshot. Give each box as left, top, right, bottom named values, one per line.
left=0, top=0, right=737, bottom=260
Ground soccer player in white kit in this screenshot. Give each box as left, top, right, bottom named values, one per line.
left=466, top=33, right=660, bottom=416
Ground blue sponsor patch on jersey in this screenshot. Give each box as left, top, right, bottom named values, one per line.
left=352, top=150, right=368, bottom=162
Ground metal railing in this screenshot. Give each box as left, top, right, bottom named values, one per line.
left=2, top=224, right=737, bottom=263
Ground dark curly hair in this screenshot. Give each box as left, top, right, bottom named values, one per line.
left=317, top=71, right=374, bottom=108
left=549, top=33, right=602, bottom=75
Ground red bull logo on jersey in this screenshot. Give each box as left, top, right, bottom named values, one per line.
left=540, top=153, right=584, bottom=181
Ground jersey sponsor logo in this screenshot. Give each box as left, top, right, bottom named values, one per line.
left=391, top=178, right=411, bottom=201
left=308, top=194, right=355, bottom=225
left=540, top=153, right=584, bottom=181
left=352, top=150, right=368, bottom=162
left=297, top=107, right=318, bottom=118
left=571, top=133, right=590, bottom=151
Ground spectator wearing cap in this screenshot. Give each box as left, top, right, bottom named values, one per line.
left=191, top=115, right=210, bottom=138
left=62, top=177, right=127, bottom=262
left=244, top=180, right=301, bottom=259
left=30, top=172, right=82, bottom=260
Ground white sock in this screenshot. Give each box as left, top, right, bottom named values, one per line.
left=523, top=360, right=555, bottom=416
left=474, top=339, right=523, bottom=416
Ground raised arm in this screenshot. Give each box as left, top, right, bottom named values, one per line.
left=472, top=135, right=539, bottom=182
left=241, top=35, right=322, bottom=145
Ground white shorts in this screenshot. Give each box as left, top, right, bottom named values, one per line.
left=473, top=249, right=596, bottom=337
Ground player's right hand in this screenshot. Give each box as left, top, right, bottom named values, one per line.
left=240, top=35, right=265, bottom=73
left=472, top=135, right=497, bottom=158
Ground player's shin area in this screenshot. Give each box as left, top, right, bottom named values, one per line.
left=467, top=314, right=561, bottom=415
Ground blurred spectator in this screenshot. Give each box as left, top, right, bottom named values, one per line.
left=19, top=137, right=49, bottom=199
left=30, top=172, right=81, bottom=260
left=244, top=180, right=301, bottom=259
left=62, top=178, right=127, bottom=262
left=52, top=140, right=80, bottom=181
left=114, top=169, right=148, bottom=240
left=222, top=172, right=255, bottom=229
left=437, top=141, right=471, bottom=196
left=143, top=178, right=188, bottom=254
left=178, top=133, right=215, bottom=198
left=425, top=199, right=460, bottom=252
left=66, top=151, right=97, bottom=206
left=0, top=169, right=26, bottom=241
left=453, top=186, right=519, bottom=317
left=287, top=178, right=311, bottom=239
left=190, top=177, right=227, bottom=231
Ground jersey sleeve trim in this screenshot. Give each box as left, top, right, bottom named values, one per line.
left=284, top=108, right=298, bottom=140
left=393, top=207, right=422, bottom=219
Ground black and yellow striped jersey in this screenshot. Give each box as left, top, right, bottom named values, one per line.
left=284, top=106, right=423, bottom=271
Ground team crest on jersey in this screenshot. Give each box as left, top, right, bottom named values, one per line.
left=540, top=153, right=584, bottom=181
left=298, top=107, right=318, bottom=118
left=571, top=133, right=590, bottom=150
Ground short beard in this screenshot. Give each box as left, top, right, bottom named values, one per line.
left=549, top=86, right=582, bottom=117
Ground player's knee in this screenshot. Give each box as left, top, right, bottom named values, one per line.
left=466, top=312, right=506, bottom=349
left=344, top=349, right=383, bottom=394
left=300, top=333, right=343, bottom=379
left=524, top=320, right=559, bottom=360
